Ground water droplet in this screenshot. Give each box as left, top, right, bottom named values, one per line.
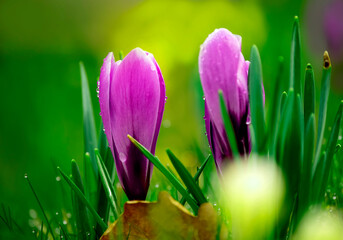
left=24, top=174, right=28, bottom=179
left=29, top=209, right=37, bottom=219
left=63, top=220, right=67, bottom=225
left=56, top=176, right=61, bottom=182
left=55, top=212, right=59, bottom=216
left=339, top=135, right=342, bottom=140
left=119, top=152, right=126, bottom=162
left=155, top=184, right=160, bottom=188
left=96, top=87, right=100, bottom=98
left=202, top=96, right=205, bottom=101
left=333, top=196, right=337, bottom=200
left=162, top=119, right=171, bottom=128
left=246, top=115, right=251, bottom=125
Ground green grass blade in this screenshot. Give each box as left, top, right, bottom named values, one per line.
left=290, top=16, right=301, bottom=96
left=96, top=122, right=112, bottom=225
left=276, top=91, right=303, bottom=199
left=71, top=160, right=91, bottom=239
left=98, top=122, right=108, bottom=160
left=318, top=101, right=343, bottom=200
left=218, top=91, right=239, bottom=158
left=267, top=56, right=284, bottom=156
left=84, top=152, right=98, bottom=208
left=127, top=135, right=199, bottom=213
left=80, top=62, right=98, bottom=178
left=57, top=167, right=107, bottom=232
left=166, top=149, right=207, bottom=205
left=95, top=149, right=120, bottom=219
left=25, top=174, right=56, bottom=240
left=248, top=45, right=266, bottom=153
left=311, top=151, right=326, bottom=204
left=280, top=91, right=288, bottom=115
left=304, top=64, right=315, bottom=126
left=298, top=114, right=315, bottom=218
left=314, top=52, right=332, bottom=167
left=180, top=155, right=211, bottom=205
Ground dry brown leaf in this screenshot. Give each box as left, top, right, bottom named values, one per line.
left=100, top=191, right=218, bottom=240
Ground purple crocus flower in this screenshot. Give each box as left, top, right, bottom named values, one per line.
left=199, top=28, right=251, bottom=175
left=98, top=48, right=166, bottom=200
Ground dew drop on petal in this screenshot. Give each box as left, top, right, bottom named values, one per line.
left=119, top=152, right=126, bottom=162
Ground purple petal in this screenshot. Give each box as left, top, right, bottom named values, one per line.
left=199, top=28, right=243, bottom=142
left=99, top=52, right=120, bottom=151
left=109, top=48, right=163, bottom=199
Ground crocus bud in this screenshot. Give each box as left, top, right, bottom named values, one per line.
left=199, top=28, right=252, bottom=174
left=98, top=48, right=166, bottom=200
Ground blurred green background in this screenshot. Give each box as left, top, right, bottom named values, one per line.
left=0, top=0, right=342, bottom=232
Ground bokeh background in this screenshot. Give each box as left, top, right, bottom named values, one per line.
left=1, top=0, right=342, bottom=233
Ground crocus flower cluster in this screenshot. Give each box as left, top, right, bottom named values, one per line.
left=98, top=48, right=165, bottom=200
left=98, top=28, right=255, bottom=199
left=199, top=28, right=252, bottom=175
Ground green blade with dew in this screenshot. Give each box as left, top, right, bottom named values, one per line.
left=267, top=56, right=284, bottom=156
left=97, top=123, right=114, bottom=224
left=248, top=45, right=266, bottom=153
left=71, top=160, right=91, bottom=239
left=218, top=91, right=239, bottom=158
left=127, top=135, right=199, bottom=213
left=57, top=167, right=107, bottom=232
left=314, top=52, right=332, bottom=168
left=304, top=64, right=315, bottom=126
left=80, top=62, right=98, bottom=178
left=25, top=174, right=56, bottom=240
left=166, top=149, right=207, bottom=205
left=318, top=101, right=343, bottom=201
left=180, top=154, right=211, bottom=205
left=95, top=149, right=120, bottom=219
left=290, top=16, right=302, bottom=96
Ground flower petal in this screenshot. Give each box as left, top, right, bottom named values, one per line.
left=109, top=48, right=162, bottom=199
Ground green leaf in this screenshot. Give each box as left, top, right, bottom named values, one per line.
left=97, top=123, right=113, bottom=225
left=80, top=62, right=98, bottom=178
left=180, top=155, right=211, bottom=205
left=98, top=122, right=108, bottom=161
left=318, top=101, right=343, bottom=201
left=311, top=151, right=326, bottom=204
left=290, top=16, right=302, bottom=96
left=314, top=52, right=332, bottom=168
left=267, top=56, right=284, bottom=156
left=280, top=91, right=288, bottom=115
left=248, top=45, right=266, bottom=153
left=71, top=160, right=91, bottom=239
left=218, top=91, right=239, bottom=159
left=166, top=149, right=207, bottom=205
left=95, top=149, right=120, bottom=219
left=25, top=174, right=56, bottom=240
left=127, top=135, right=199, bottom=213
left=298, top=114, right=315, bottom=218
left=84, top=152, right=98, bottom=209
left=57, top=167, right=108, bottom=232
left=276, top=91, right=303, bottom=200
left=304, top=64, right=315, bottom=126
